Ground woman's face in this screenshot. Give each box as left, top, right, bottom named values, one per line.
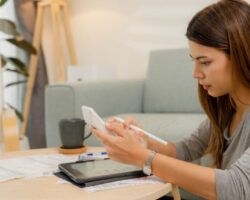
left=188, top=41, right=234, bottom=97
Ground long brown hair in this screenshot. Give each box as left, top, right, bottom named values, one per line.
left=186, top=0, right=250, bottom=167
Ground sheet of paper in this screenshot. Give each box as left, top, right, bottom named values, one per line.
left=83, top=176, right=166, bottom=192
left=0, top=166, right=23, bottom=182
left=0, top=154, right=78, bottom=182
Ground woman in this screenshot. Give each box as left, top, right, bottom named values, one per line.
left=93, top=0, right=250, bottom=199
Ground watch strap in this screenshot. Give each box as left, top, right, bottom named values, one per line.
left=145, top=150, right=156, bottom=166
left=143, top=150, right=156, bottom=175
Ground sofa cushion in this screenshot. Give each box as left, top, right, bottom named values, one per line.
left=143, top=49, right=202, bottom=113
left=84, top=113, right=206, bottom=146
left=113, top=113, right=206, bottom=142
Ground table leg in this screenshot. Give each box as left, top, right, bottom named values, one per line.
left=172, top=185, right=181, bottom=200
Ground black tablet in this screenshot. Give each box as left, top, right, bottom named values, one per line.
left=58, top=159, right=145, bottom=186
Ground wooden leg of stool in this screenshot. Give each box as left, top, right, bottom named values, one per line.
left=51, top=3, right=66, bottom=82
left=62, top=3, right=77, bottom=65
left=21, top=4, right=45, bottom=137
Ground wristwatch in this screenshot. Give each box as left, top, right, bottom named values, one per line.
left=142, top=150, right=156, bottom=175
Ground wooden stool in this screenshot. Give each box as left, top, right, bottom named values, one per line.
left=21, top=0, right=77, bottom=137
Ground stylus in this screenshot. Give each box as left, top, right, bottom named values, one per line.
left=114, top=117, right=168, bottom=145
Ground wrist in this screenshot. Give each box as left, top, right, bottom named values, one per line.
left=135, top=149, right=151, bottom=168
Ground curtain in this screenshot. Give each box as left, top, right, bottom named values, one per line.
left=14, top=0, right=48, bottom=148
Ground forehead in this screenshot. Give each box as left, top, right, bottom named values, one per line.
left=188, top=41, right=225, bottom=59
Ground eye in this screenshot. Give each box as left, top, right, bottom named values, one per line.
left=200, top=61, right=211, bottom=67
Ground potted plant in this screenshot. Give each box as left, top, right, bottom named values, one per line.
left=0, top=0, right=36, bottom=150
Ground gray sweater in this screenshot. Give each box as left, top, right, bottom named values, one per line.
left=175, top=109, right=250, bottom=200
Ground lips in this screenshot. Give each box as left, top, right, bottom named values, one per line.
left=202, top=85, right=210, bottom=90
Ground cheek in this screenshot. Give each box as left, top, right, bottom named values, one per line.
left=205, top=64, right=232, bottom=95
left=209, top=61, right=232, bottom=85
left=220, top=64, right=233, bottom=88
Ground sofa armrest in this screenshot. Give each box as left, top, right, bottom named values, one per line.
left=45, top=80, right=145, bottom=147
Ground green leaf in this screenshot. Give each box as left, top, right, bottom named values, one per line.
left=5, top=80, right=27, bottom=88
left=1, top=56, right=29, bottom=75
left=6, top=57, right=28, bottom=73
left=0, top=19, right=19, bottom=36
left=0, top=0, right=8, bottom=7
left=5, top=68, right=29, bottom=76
left=7, top=38, right=37, bottom=54
left=5, top=102, right=23, bottom=121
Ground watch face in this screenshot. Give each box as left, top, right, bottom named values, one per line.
left=143, top=166, right=151, bottom=176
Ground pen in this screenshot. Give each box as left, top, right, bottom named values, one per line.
left=78, top=152, right=108, bottom=161
left=86, top=152, right=107, bottom=156
left=114, top=117, right=168, bottom=145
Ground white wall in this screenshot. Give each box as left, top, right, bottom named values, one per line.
left=67, top=0, right=215, bottom=80
left=43, top=0, right=249, bottom=81
left=41, top=0, right=217, bottom=82
left=0, top=0, right=18, bottom=107
left=70, top=0, right=220, bottom=79
left=0, top=0, right=18, bottom=137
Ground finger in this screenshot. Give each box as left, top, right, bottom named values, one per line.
left=136, top=131, right=145, bottom=137
left=133, top=120, right=142, bottom=128
left=124, top=117, right=135, bottom=129
left=124, top=117, right=142, bottom=128
left=105, top=121, right=122, bottom=132
left=92, top=128, right=115, bottom=145
left=106, top=117, right=117, bottom=123
left=106, top=122, right=127, bottom=137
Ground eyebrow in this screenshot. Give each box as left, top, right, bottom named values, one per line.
left=189, top=54, right=208, bottom=60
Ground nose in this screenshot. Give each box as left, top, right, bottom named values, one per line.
left=192, top=63, right=204, bottom=79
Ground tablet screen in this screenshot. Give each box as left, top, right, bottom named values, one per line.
left=72, top=159, right=140, bottom=178
left=59, top=159, right=143, bottom=183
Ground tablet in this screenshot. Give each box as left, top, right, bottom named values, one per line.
left=58, top=159, right=145, bottom=186
left=81, top=106, right=108, bottom=132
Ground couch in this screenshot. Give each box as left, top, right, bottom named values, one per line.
left=45, top=48, right=206, bottom=200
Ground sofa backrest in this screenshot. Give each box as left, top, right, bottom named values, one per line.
left=143, top=48, right=202, bottom=113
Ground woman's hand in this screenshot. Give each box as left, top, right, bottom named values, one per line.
left=122, top=116, right=143, bottom=129
left=92, top=120, right=149, bottom=167
left=107, top=116, right=150, bottom=147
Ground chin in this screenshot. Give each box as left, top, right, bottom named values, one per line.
left=208, top=93, right=220, bottom=98
left=207, top=89, right=227, bottom=98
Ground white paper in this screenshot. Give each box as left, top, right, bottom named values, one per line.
left=0, top=166, right=23, bottom=182
left=0, top=154, right=78, bottom=181
left=83, top=176, right=165, bottom=192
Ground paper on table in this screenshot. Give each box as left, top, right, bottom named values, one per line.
left=0, top=166, right=23, bottom=182
left=83, top=176, right=166, bottom=192
left=0, top=154, right=78, bottom=182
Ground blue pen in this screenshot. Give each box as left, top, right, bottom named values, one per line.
left=78, top=152, right=108, bottom=161
left=86, top=152, right=107, bottom=156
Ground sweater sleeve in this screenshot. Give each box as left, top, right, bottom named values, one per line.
left=215, top=147, right=250, bottom=200
left=174, top=119, right=211, bottom=161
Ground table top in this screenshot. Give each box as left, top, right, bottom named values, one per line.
left=0, top=147, right=176, bottom=200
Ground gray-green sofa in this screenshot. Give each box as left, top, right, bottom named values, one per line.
left=45, top=48, right=206, bottom=200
